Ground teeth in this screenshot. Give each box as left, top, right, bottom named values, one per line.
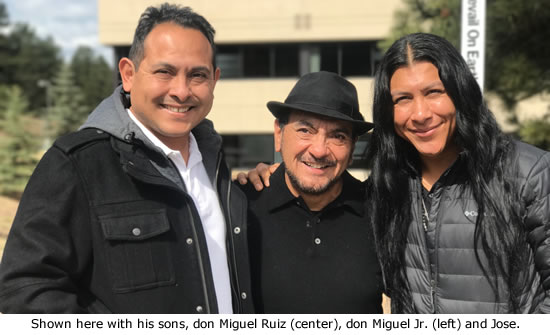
left=304, top=162, right=329, bottom=169
left=165, top=105, right=191, bottom=113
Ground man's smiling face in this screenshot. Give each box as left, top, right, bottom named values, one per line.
left=275, top=111, right=355, bottom=196
left=120, top=23, right=220, bottom=149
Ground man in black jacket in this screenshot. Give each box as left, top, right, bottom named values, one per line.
left=240, top=72, right=382, bottom=313
left=0, top=3, right=253, bottom=313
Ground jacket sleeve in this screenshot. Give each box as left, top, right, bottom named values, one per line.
left=522, top=151, right=550, bottom=313
left=0, top=147, right=94, bottom=313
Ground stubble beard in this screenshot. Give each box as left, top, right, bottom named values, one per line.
left=284, top=163, right=340, bottom=196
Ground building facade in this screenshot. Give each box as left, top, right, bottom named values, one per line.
left=98, top=0, right=403, bottom=175
left=98, top=0, right=549, bottom=174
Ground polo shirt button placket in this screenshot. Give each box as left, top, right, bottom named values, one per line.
left=313, top=217, right=322, bottom=246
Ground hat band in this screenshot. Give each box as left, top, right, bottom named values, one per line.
left=284, top=96, right=356, bottom=118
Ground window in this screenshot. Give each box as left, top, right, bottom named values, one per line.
left=222, top=134, right=274, bottom=170
left=274, top=45, right=299, bottom=77
left=349, top=133, right=372, bottom=170
left=320, top=44, right=339, bottom=73
left=342, top=43, right=372, bottom=76
left=243, top=46, right=270, bottom=77
left=217, top=45, right=242, bottom=78
left=216, top=41, right=379, bottom=79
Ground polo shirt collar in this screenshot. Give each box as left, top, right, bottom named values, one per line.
left=265, top=164, right=298, bottom=212
left=266, top=163, right=365, bottom=216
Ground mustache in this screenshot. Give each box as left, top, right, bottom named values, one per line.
left=299, top=155, right=337, bottom=167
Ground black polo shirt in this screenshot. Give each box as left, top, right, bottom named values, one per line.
left=240, top=164, right=382, bottom=313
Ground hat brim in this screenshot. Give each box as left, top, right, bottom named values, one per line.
left=267, top=101, right=374, bottom=135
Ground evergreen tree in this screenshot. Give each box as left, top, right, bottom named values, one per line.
left=0, top=85, right=39, bottom=198
left=379, top=0, right=460, bottom=51
left=0, top=2, right=7, bottom=27
left=49, top=63, right=89, bottom=138
left=70, top=46, right=113, bottom=110
left=0, top=1, right=9, bottom=84
left=0, top=22, right=62, bottom=113
left=518, top=112, right=550, bottom=151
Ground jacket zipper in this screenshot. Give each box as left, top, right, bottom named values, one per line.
left=214, top=153, right=242, bottom=313
left=169, top=159, right=212, bottom=314
left=124, top=140, right=214, bottom=313
left=419, top=182, right=437, bottom=313
left=431, top=190, right=442, bottom=315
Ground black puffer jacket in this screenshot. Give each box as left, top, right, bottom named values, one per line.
left=404, top=141, right=550, bottom=313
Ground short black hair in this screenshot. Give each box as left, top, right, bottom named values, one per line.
left=128, top=3, right=217, bottom=70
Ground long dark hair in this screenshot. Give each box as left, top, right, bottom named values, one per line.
left=367, top=33, right=527, bottom=312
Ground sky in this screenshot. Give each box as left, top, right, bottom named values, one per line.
left=4, top=0, right=114, bottom=65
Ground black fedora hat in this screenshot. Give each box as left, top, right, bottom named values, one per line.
left=267, top=71, right=373, bottom=135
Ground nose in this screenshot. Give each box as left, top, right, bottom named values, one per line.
left=308, top=134, right=330, bottom=159
left=169, top=75, right=192, bottom=103
left=410, top=96, right=433, bottom=124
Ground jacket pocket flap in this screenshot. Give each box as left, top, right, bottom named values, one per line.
left=100, top=209, right=170, bottom=241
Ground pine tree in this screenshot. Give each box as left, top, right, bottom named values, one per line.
left=49, top=63, right=89, bottom=138
left=378, top=0, right=460, bottom=51
left=1, top=23, right=62, bottom=112
left=70, top=46, right=113, bottom=110
left=518, top=111, right=550, bottom=151
left=0, top=85, right=39, bottom=198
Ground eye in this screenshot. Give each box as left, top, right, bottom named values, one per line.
left=334, top=133, right=347, bottom=141
left=323, top=133, right=349, bottom=146
left=427, top=89, right=444, bottom=96
left=154, top=68, right=173, bottom=78
left=393, top=96, right=410, bottom=104
left=190, top=71, right=209, bottom=84
left=297, top=128, right=310, bottom=134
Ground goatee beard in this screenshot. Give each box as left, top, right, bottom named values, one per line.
left=285, top=166, right=339, bottom=195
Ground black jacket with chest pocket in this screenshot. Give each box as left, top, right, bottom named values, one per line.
left=0, top=86, right=254, bottom=313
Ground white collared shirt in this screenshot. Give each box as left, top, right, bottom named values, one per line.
left=127, top=110, right=233, bottom=313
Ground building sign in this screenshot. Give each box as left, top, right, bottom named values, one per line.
left=461, top=0, right=486, bottom=90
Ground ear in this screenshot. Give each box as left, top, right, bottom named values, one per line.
left=274, top=119, right=283, bottom=153
left=348, top=138, right=358, bottom=165
left=211, top=67, right=221, bottom=90
left=119, top=57, right=136, bottom=92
